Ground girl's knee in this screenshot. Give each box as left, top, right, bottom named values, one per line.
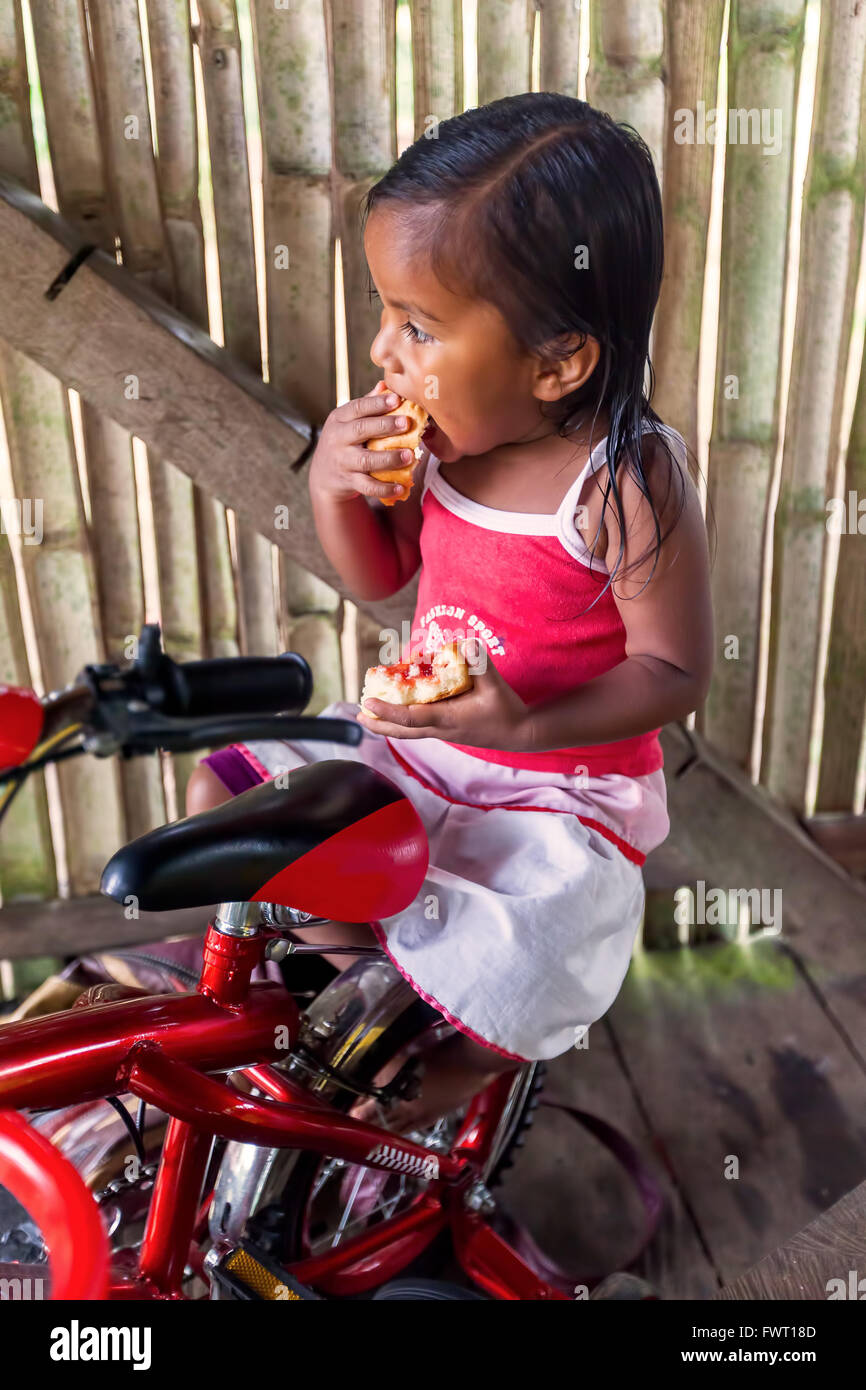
left=185, top=763, right=233, bottom=817
left=287, top=919, right=376, bottom=973
left=442, top=1031, right=523, bottom=1076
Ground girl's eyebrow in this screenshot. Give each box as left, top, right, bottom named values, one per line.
left=397, top=298, right=444, bottom=324
left=368, top=281, right=444, bottom=324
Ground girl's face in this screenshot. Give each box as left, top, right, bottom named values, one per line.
left=364, top=206, right=553, bottom=463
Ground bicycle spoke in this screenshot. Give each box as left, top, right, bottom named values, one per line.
left=308, top=1111, right=463, bottom=1255
left=330, top=1167, right=369, bottom=1247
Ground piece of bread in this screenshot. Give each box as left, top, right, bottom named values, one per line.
left=365, top=395, right=430, bottom=506
left=361, top=641, right=473, bottom=714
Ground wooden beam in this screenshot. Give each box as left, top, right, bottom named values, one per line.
left=800, top=813, right=866, bottom=878
left=656, top=722, right=866, bottom=926
left=0, top=176, right=417, bottom=635
left=652, top=723, right=866, bottom=1052
left=0, top=895, right=218, bottom=960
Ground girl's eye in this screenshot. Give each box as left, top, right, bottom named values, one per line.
left=368, top=287, right=434, bottom=345
left=400, top=320, right=434, bottom=345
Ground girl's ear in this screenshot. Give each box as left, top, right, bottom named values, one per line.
left=533, top=332, right=600, bottom=402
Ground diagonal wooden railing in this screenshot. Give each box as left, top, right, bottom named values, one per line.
left=0, top=176, right=420, bottom=640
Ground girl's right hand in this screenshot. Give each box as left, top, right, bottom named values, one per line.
left=309, top=380, right=416, bottom=504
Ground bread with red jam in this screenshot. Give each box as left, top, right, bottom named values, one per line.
left=361, top=641, right=473, bottom=713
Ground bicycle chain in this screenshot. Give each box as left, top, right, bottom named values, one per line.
left=93, top=1162, right=160, bottom=1221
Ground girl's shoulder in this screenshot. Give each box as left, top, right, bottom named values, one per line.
left=637, top=419, right=689, bottom=476
left=565, top=418, right=690, bottom=563
left=601, top=419, right=701, bottom=571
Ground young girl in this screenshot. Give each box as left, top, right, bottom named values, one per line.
left=188, top=93, right=714, bottom=1133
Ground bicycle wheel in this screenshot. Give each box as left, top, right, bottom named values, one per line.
left=214, top=956, right=544, bottom=1289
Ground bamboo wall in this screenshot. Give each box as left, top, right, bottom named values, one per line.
left=0, top=0, right=864, bottom=918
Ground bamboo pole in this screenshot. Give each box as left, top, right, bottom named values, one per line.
left=651, top=0, right=726, bottom=452
left=87, top=0, right=207, bottom=810
left=144, top=0, right=208, bottom=328
left=0, top=0, right=126, bottom=893
left=85, top=0, right=175, bottom=298
left=538, top=0, right=581, bottom=99
left=411, top=0, right=463, bottom=137
left=815, top=333, right=866, bottom=810
left=145, top=0, right=239, bottom=664
left=328, top=0, right=396, bottom=399
left=762, top=0, right=866, bottom=807
left=701, top=0, right=806, bottom=770
left=197, top=0, right=277, bottom=658
left=0, top=0, right=38, bottom=191
left=0, top=6, right=60, bottom=899
left=328, top=0, right=413, bottom=693
left=0, top=355, right=128, bottom=892
left=586, top=0, right=664, bottom=187
left=278, top=558, right=344, bottom=712
left=386, top=0, right=398, bottom=155
left=30, top=0, right=167, bottom=841
left=197, top=1, right=260, bottom=369
left=249, top=0, right=335, bottom=418
left=26, top=0, right=109, bottom=238
left=476, top=0, right=534, bottom=104
left=355, top=606, right=388, bottom=691
left=81, top=412, right=168, bottom=839
left=0, top=534, right=56, bottom=903
left=250, top=0, right=344, bottom=679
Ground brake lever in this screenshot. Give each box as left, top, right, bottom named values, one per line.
left=83, top=711, right=364, bottom=758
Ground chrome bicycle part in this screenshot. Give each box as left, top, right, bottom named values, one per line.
left=209, top=956, right=446, bottom=1248
left=214, top=902, right=263, bottom=936
left=260, top=904, right=330, bottom=929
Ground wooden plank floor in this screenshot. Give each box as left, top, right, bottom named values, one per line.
left=497, top=933, right=866, bottom=1299
left=714, top=1172, right=866, bottom=1299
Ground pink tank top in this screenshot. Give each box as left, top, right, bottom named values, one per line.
left=407, top=422, right=687, bottom=776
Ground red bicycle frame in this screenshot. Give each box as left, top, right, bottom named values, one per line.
left=0, top=915, right=568, bottom=1301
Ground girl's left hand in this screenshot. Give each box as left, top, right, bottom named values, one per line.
left=357, top=646, right=533, bottom=751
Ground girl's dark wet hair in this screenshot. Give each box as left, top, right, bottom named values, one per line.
left=362, top=92, right=712, bottom=608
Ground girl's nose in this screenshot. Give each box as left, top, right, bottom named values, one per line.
left=370, top=317, right=402, bottom=374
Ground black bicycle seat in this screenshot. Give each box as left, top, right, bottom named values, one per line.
left=100, top=760, right=428, bottom=918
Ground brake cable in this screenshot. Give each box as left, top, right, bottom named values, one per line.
left=104, top=1096, right=147, bottom=1168
left=0, top=727, right=86, bottom=825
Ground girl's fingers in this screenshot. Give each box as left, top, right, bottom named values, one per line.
left=350, top=413, right=410, bottom=445
left=356, top=447, right=415, bottom=472
left=349, top=471, right=408, bottom=499
left=335, top=388, right=401, bottom=428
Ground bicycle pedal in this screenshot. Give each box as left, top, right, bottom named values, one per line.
left=208, top=1240, right=323, bottom=1301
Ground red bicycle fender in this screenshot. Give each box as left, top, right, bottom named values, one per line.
left=0, top=1109, right=108, bottom=1299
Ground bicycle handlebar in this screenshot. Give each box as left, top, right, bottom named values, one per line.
left=0, top=623, right=364, bottom=809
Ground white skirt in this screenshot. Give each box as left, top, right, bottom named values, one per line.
left=231, top=702, right=669, bottom=1062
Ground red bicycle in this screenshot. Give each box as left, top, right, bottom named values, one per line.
left=0, top=624, right=573, bottom=1301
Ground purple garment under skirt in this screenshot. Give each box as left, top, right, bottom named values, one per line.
left=200, top=746, right=265, bottom=796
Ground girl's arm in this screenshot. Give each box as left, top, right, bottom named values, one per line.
left=523, top=437, right=714, bottom=752
left=307, top=383, right=429, bottom=602
left=311, top=462, right=426, bottom=602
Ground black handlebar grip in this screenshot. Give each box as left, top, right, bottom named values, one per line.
left=163, top=653, right=313, bottom=719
